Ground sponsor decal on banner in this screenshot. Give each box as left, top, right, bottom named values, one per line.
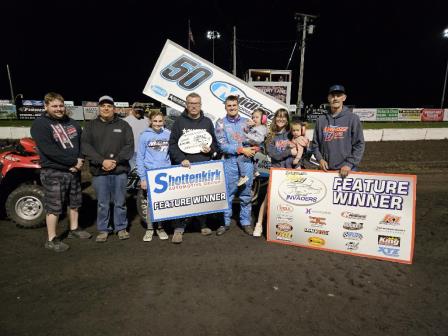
left=421, top=109, right=443, bottom=121
left=352, top=108, right=377, bottom=121
left=275, top=223, right=293, bottom=241
left=146, top=161, right=228, bottom=222
left=398, top=109, right=422, bottom=121
left=376, top=108, right=399, bottom=121
left=267, top=169, right=416, bottom=264
left=143, top=40, right=288, bottom=123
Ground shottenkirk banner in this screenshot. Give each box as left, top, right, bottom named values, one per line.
left=145, top=161, right=228, bottom=222
left=143, top=39, right=288, bottom=123
left=267, top=169, right=416, bottom=264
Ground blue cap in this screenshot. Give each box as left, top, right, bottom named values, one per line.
left=328, top=85, right=346, bottom=94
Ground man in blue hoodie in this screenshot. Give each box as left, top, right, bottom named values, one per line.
left=311, top=85, right=365, bottom=177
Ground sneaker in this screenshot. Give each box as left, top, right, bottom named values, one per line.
left=172, top=230, right=183, bottom=244
left=237, top=176, right=249, bottom=187
left=253, top=223, right=263, bottom=237
left=243, top=225, right=254, bottom=235
left=117, top=230, right=130, bottom=240
left=45, top=237, right=70, bottom=252
left=201, top=227, right=212, bottom=236
left=254, top=171, right=260, bottom=177
left=143, top=229, right=154, bottom=242
left=68, top=228, right=92, bottom=239
left=216, top=225, right=230, bottom=236
left=156, top=228, right=169, bottom=240
left=95, top=232, right=109, bottom=243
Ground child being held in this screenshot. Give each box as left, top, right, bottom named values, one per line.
left=136, top=110, right=171, bottom=242
left=237, top=108, right=268, bottom=186
left=286, top=120, right=309, bottom=169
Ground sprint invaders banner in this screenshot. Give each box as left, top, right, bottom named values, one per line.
left=267, top=169, right=416, bottom=264
left=146, top=161, right=228, bottom=222
left=143, top=39, right=288, bottom=123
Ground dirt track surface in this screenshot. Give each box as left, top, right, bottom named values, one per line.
left=1, top=140, right=448, bottom=336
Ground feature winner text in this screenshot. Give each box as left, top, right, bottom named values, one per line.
left=332, top=177, right=411, bottom=210
left=153, top=192, right=226, bottom=210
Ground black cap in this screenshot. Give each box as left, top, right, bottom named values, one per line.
left=328, top=85, right=346, bottom=94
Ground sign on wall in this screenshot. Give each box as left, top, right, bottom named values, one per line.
left=145, top=161, right=228, bottom=222
left=267, top=169, right=416, bottom=264
left=143, top=39, right=288, bottom=123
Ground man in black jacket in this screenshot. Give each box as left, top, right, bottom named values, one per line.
left=168, top=92, right=218, bottom=244
left=31, top=92, right=91, bottom=252
left=81, top=95, right=134, bottom=242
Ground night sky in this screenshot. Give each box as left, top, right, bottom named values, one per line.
left=1, top=0, right=447, bottom=108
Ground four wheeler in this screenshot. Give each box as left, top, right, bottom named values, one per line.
left=0, top=138, right=45, bottom=228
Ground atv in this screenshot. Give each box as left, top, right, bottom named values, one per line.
left=0, top=138, right=45, bottom=228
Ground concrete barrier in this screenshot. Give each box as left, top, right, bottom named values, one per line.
left=424, top=128, right=448, bottom=140
left=382, top=128, right=427, bottom=141
left=364, top=129, right=383, bottom=142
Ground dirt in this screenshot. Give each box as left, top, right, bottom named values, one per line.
left=1, top=140, right=447, bottom=336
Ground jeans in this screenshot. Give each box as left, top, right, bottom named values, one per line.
left=92, top=173, right=128, bottom=232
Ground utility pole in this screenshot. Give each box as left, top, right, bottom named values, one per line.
left=6, top=64, right=15, bottom=103
left=233, top=26, right=237, bottom=76
left=294, top=12, right=317, bottom=117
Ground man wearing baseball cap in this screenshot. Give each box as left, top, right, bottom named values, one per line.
left=81, top=95, right=134, bottom=242
left=311, top=85, right=365, bottom=177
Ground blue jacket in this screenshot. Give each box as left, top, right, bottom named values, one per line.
left=136, top=127, right=171, bottom=180
left=311, top=106, right=365, bottom=170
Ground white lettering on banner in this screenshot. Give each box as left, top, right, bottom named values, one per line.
left=332, top=177, right=410, bottom=210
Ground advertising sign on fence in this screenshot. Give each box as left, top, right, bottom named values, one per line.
left=376, top=108, right=399, bottom=121
left=353, top=108, right=377, bottom=121
left=17, top=100, right=45, bottom=120
left=82, top=101, right=98, bottom=120
left=0, top=103, right=17, bottom=119
left=267, top=169, right=416, bottom=264
left=421, top=109, right=443, bottom=122
left=398, top=109, right=421, bottom=121
left=145, top=161, right=228, bottom=222
left=143, top=39, right=288, bottom=123
left=66, top=106, right=84, bottom=120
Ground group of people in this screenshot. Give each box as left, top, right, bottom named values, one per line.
left=30, top=85, right=365, bottom=252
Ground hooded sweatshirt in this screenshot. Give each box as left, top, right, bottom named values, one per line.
left=168, top=110, right=218, bottom=164
left=311, top=106, right=365, bottom=170
left=30, top=113, right=82, bottom=171
left=81, top=115, right=134, bottom=176
left=267, top=129, right=293, bottom=168
left=136, top=127, right=171, bottom=180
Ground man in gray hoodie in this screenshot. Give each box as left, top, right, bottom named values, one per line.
left=311, top=85, right=365, bottom=177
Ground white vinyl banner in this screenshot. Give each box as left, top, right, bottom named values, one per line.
left=352, top=108, right=377, bottom=121
left=146, top=161, right=228, bottom=222
left=143, top=39, right=288, bottom=123
left=267, top=169, right=416, bottom=264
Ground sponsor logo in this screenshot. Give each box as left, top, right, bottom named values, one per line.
left=378, top=246, right=400, bottom=257
left=151, top=85, right=167, bottom=97
left=276, top=214, right=293, bottom=222
left=376, top=226, right=406, bottom=235
left=345, top=241, right=359, bottom=251
left=308, top=236, right=325, bottom=247
left=276, top=223, right=293, bottom=232
left=378, top=235, right=401, bottom=247
left=153, top=169, right=222, bottom=194
left=309, top=216, right=326, bottom=227
left=306, top=208, right=331, bottom=215
left=168, top=94, right=186, bottom=108
left=343, top=221, right=363, bottom=230
left=343, top=232, right=363, bottom=240
left=278, top=172, right=326, bottom=206
left=341, top=211, right=366, bottom=220
left=210, top=81, right=273, bottom=119
left=380, top=214, right=401, bottom=226
left=276, top=230, right=292, bottom=241
left=304, top=228, right=329, bottom=235
left=277, top=204, right=293, bottom=213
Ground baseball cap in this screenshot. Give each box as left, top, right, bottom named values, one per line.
left=98, top=95, right=114, bottom=105
left=328, top=85, right=346, bottom=94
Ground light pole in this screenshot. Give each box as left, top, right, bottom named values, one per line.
left=206, top=30, right=221, bottom=64
left=440, top=27, right=448, bottom=109
left=294, top=13, right=317, bottom=117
